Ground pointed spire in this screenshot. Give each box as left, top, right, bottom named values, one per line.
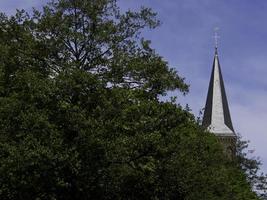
left=202, top=48, right=235, bottom=136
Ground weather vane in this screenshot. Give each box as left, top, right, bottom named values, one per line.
left=213, top=27, right=220, bottom=49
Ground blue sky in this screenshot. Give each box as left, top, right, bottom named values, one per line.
left=2, top=0, right=267, bottom=172
left=120, top=0, right=267, bottom=173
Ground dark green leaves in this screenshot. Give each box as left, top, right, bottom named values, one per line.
left=0, top=0, right=263, bottom=199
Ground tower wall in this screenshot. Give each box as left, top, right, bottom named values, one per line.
left=217, top=135, right=236, bottom=159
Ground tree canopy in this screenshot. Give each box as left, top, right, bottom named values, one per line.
left=0, top=0, right=265, bottom=199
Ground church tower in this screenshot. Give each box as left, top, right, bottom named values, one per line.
left=202, top=47, right=236, bottom=156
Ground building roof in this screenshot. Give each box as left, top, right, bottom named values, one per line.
left=202, top=48, right=235, bottom=136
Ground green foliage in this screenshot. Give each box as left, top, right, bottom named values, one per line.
left=0, top=0, right=263, bottom=199
left=235, top=136, right=267, bottom=198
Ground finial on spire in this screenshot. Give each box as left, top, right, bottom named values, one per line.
left=213, top=27, right=220, bottom=53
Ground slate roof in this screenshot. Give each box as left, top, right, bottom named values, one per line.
left=202, top=48, right=235, bottom=136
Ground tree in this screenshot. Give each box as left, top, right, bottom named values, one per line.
left=0, top=0, right=263, bottom=199
left=235, top=135, right=267, bottom=198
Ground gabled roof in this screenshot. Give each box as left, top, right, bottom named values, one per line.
left=202, top=48, right=235, bottom=136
